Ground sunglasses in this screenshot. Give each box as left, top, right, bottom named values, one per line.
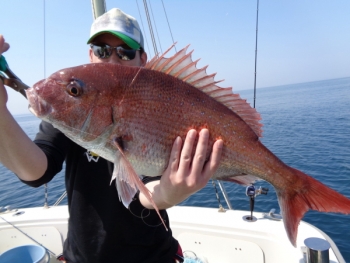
left=90, top=44, right=140, bottom=61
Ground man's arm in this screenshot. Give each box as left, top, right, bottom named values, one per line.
left=0, top=35, right=47, bottom=181
left=139, top=129, right=223, bottom=210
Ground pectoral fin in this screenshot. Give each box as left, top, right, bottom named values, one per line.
left=111, top=138, right=168, bottom=230
left=111, top=157, right=138, bottom=207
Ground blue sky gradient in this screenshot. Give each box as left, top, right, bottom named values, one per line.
left=1, top=0, right=349, bottom=115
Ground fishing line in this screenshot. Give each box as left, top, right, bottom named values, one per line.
left=128, top=198, right=150, bottom=219
left=128, top=202, right=164, bottom=228
left=40, top=117, right=166, bottom=229
left=46, top=117, right=107, bottom=142
left=143, top=0, right=158, bottom=56
left=253, top=0, right=260, bottom=108
left=161, top=0, right=177, bottom=53
left=110, top=136, right=167, bottom=231
left=44, top=104, right=168, bottom=228
left=140, top=208, right=164, bottom=228
left=129, top=66, right=143, bottom=87
left=136, top=0, right=152, bottom=56
left=43, top=0, right=46, bottom=79
left=148, top=0, right=163, bottom=54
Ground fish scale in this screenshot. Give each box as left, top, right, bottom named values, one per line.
left=27, top=45, right=350, bottom=247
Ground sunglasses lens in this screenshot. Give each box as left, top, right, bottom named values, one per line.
left=99, top=47, right=110, bottom=58
left=116, top=47, right=137, bottom=61
left=91, top=44, right=138, bottom=60
left=92, top=45, right=112, bottom=59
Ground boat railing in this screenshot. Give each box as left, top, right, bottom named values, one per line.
left=49, top=180, right=234, bottom=209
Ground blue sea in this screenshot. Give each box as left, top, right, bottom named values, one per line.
left=1, top=77, right=349, bottom=261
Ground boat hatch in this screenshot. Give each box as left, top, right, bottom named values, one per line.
left=0, top=226, right=63, bottom=256
left=178, top=232, right=264, bottom=263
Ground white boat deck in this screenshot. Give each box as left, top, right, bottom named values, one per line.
left=168, top=206, right=344, bottom=263
left=0, top=205, right=345, bottom=263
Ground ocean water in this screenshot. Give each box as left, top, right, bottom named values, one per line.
left=0, top=77, right=349, bottom=261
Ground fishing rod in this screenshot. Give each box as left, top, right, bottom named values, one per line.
left=91, top=0, right=106, bottom=19
left=253, top=0, right=260, bottom=109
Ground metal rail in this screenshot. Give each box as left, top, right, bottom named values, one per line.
left=217, top=181, right=233, bottom=210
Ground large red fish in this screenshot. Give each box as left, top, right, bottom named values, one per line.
left=27, top=45, right=350, bottom=246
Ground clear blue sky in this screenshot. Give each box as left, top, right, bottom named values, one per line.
left=1, top=0, right=349, bottom=115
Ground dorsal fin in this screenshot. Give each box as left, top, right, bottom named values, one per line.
left=145, top=44, right=263, bottom=137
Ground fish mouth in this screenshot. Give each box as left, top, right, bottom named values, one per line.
left=26, top=83, right=52, bottom=118
left=28, top=104, right=38, bottom=117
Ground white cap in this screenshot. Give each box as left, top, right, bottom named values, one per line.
left=87, top=8, right=144, bottom=49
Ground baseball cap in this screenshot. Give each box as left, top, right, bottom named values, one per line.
left=87, top=8, right=144, bottom=50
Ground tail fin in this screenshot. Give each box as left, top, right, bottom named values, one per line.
left=277, top=167, right=350, bottom=247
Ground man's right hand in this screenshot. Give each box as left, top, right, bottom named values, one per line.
left=0, top=35, right=10, bottom=54
left=0, top=34, right=48, bottom=181
left=0, top=35, right=10, bottom=108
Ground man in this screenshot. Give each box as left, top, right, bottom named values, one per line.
left=0, top=8, right=223, bottom=263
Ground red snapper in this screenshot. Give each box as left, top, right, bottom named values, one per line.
left=26, top=45, right=350, bottom=246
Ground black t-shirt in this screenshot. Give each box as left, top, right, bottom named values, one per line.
left=22, top=121, right=178, bottom=263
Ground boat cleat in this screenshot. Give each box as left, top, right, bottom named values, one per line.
left=0, top=205, right=18, bottom=215
left=263, top=208, right=283, bottom=221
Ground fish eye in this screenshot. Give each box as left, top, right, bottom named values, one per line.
left=66, top=79, right=83, bottom=97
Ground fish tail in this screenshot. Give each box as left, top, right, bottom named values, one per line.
left=277, top=167, right=350, bottom=247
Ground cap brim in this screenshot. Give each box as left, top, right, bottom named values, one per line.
left=87, top=31, right=140, bottom=49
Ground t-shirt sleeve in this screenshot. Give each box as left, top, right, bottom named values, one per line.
left=142, top=175, right=162, bottom=185
left=20, top=121, right=70, bottom=187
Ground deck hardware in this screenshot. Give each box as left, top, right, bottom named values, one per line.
left=0, top=205, right=18, bottom=215
left=243, top=185, right=269, bottom=222
left=304, top=237, right=330, bottom=263
left=263, top=209, right=282, bottom=221
left=244, top=185, right=257, bottom=221
left=13, top=211, right=25, bottom=217
left=243, top=214, right=257, bottom=222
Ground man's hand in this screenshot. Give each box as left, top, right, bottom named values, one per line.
left=0, top=34, right=48, bottom=181
left=0, top=35, right=10, bottom=107
left=0, top=35, right=10, bottom=54
left=140, top=129, right=223, bottom=209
